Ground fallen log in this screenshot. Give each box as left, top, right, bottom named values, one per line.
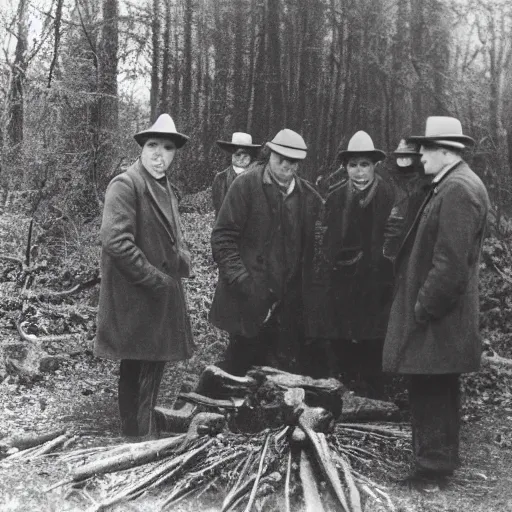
left=0, top=428, right=67, bottom=456
left=178, top=392, right=245, bottom=410
left=341, top=394, right=400, bottom=423
left=248, top=366, right=344, bottom=417
left=71, top=435, right=186, bottom=482
left=299, top=450, right=326, bottom=512
left=196, top=365, right=258, bottom=399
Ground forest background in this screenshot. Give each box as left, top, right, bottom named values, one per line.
left=1, top=1, right=512, bottom=509
left=1, top=0, right=512, bottom=222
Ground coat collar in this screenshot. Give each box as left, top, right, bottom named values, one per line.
left=394, top=160, right=466, bottom=265
left=133, top=159, right=178, bottom=244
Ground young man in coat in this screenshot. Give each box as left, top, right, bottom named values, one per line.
left=383, top=116, right=490, bottom=484
left=95, top=114, right=194, bottom=438
left=211, top=132, right=261, bottom=217
left=313, top=131, right=395, bottom=395
left=209, top=129, right=323, bottom=376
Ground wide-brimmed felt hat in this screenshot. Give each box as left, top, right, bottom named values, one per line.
left=338, top=131, right=386, bottom=163
left=407, top=116, right=475, bottom=149
left=216, top=132, right=262, bottom=153
left=134, top=114, right=189, bottom=148
left=393, top=139, right=421, bottom=156
left=266, top=129, right=307, bottom=160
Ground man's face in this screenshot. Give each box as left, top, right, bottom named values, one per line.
left=231, top=148, right=252, bottom=169
left=141, top=137, right=177, bottom=179
left=269, top=151, right=299, bottom=185
left=396, top=157, right=413, bottom=168
left=346, top=156, right=375, bottom=191
left=420, top=145, right=445, bottom=175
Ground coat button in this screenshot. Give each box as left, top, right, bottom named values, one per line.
left=256, top=255, right=264, bottom=264
left=162, top=261, right=168, bottom=269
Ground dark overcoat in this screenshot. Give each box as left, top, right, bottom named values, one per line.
left=209, top=163, right=323, bottom=338
left=212, top=166, right=237, bottom=217
left=383, top=161, right=490, bottom=374
left=309, top=175, right=395, bottom=340
left=95, top=160, right=194, bottom=361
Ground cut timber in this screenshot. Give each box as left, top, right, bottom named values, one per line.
left=299, top=450, right=326, bottom=512
left=0, top=428, right=67, bottom=456
left=196, top=365, right=258, bottom=399
left=154, top=405, right=226, bottom=436
left=342, top=394, right=399, bottom=422
left=178, top=392, right=245, bottom=410
left=248, top=366, right=344, bottom=418
left=154, top=403, right=198, bottom=433
left=71, top=435, right=187, bottom=481
left=284, top=388, right=334, bottom=446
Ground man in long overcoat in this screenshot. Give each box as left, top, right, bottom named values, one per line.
left=383, top=117, right=490, bottom=483
left=95, top=114, right=194, bottom=438
left=212, top=132, right=261, bottom=217
left=209, top=129, right=323, bottom=376
left=307, top=131, right=395, bottom=393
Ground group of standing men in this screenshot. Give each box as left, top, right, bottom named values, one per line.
left=95, top=113, right=490, bottom=486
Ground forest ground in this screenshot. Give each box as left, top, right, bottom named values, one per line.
left=0, top=192, right=511, bottom=511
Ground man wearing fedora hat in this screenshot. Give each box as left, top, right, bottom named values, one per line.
left=383, top=116, right=490, bottom=483
left=383, top=139, right=431, bottom=261
left=312, top=130, right=395, bottom=396
left=95, top=113, right=194, bottom=439
left=209, top=128, right=323, bottom=375
left=212, top=132, right=262, bottom=217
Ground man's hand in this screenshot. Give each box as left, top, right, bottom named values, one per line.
left=263, top=301, right=281, bottom=324
left=414, top=300, right=429, bottom=325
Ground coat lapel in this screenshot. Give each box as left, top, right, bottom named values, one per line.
left=137, top=160, right=177, bottom=244
left=394, top=161, right=463, bottom=266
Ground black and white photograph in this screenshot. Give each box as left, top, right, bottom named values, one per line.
left=0, top=0, right=510, bottom=510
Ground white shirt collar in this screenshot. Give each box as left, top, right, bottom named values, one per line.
left=283, top=177, right=296, bottom=196
left=233, top=165, right=246, bottom=175
left=432, top=159, right=462, bottom=183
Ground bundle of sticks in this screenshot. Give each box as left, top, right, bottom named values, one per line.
left=43, top=366, right=410, bottom=511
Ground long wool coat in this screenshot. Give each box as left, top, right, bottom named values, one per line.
left=308, top=174, right=395, bottom=340
left=209, top=163, right=323, bottom=338
left=95, top=160, right=194, bottom=362
left=383, top=161, right=490, bottom=374
left=211, top=166, right=237, bottom=217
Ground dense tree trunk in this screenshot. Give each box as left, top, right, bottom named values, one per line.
left=6, top=0, right=28, bottom=149
left=150, top=0, right=161, bottom=120
left=97, top=0, right=119, bottom=190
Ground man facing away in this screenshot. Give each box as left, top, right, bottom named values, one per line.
left=383, top=116, right=490, bottom=485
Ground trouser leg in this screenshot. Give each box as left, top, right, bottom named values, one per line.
left=118, top=359, right=165, bottom=437
left=119, top=360, right=142, bottom=437
left=217, top=331, right=274, bottom=377
left=409, top=374, right=461, bottom=473
left=137, top=361, right=166, bottom=437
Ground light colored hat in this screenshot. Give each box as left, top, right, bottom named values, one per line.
left=393, top=139, right=421, bottom=156
left=266, top=129, right=307, bottom=160
left=134, top=114, right=189, bottom=148
left=216, top=132, right=262, bottom=153
left=338, top=131, right=386, bottom=163
left=407, top=116, right=475, bottom=149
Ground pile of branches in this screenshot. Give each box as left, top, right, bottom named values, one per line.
left=41, top=366, right=411, bottom=511
left=45, top=419, right=409, bottom=511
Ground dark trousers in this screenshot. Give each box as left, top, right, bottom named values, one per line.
left=323, top=338, right=385, bottom=398
left=409, top=374, right=461, bottom=473
left=118, top=359, right=166, bottom=437
left=218, top=318, right=303, bottom=377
